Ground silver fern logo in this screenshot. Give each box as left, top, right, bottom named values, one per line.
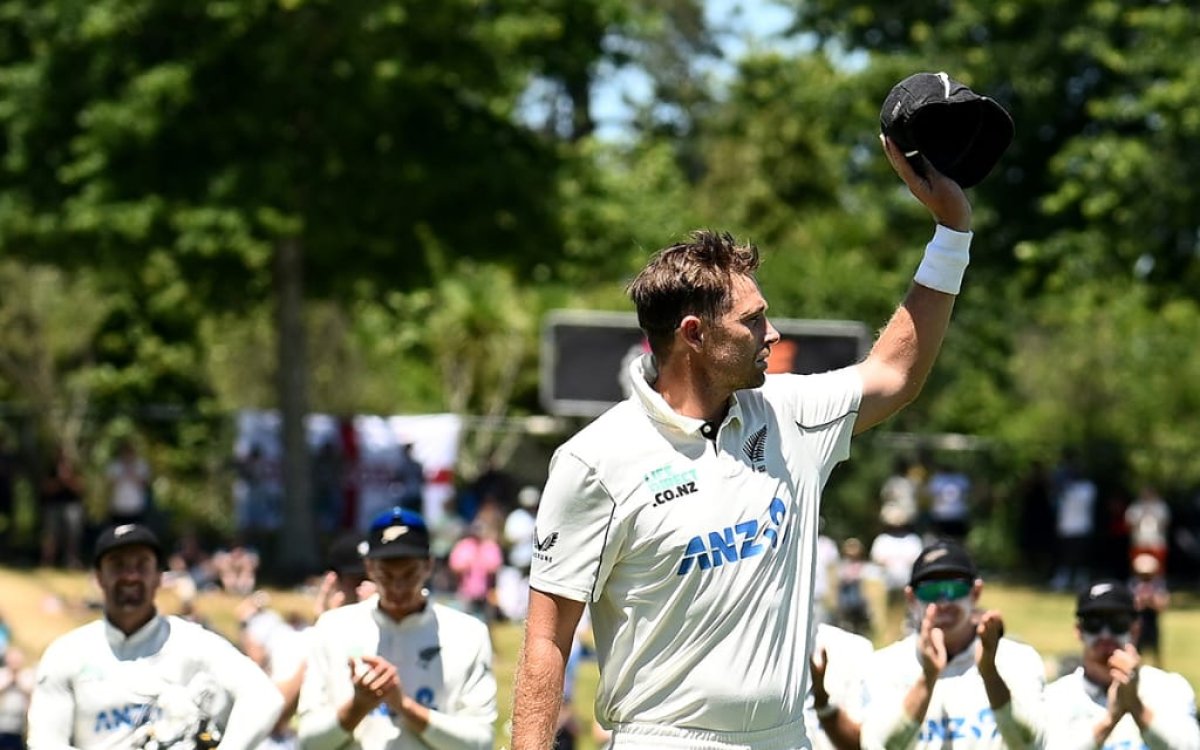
left=742, top=425, right=768, bottom=472
left=418, top=646, right=441, bottom=668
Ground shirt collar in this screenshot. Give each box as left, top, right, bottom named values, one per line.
left=105, top=610, right=165, bottom=650
left=628, top=354, right=744, bottom=436
left=368, top=594, right=434, bottom=630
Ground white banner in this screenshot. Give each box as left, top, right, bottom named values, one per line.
left=233, top=410, right=462, bottom=532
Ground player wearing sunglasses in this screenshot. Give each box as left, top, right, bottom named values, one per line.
left=859, top=540, right=1045, bottom=748
left=1041, top=580, right=1200, bottom=749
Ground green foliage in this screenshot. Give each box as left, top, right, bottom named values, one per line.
left=3, top=0, right=1200, bottom=563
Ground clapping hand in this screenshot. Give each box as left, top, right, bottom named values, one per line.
left=348, top=655, right=401, bottom=712
left=1108, top=643, right=1143, bottom=716
left=918, top=604, right=948, bottom=681
left=974, top=610, right=1005, bottom=671
left=810, top=646, right=830, bottom=708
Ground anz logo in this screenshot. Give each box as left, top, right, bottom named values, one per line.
left=93, top=703, right=162, bottom=733
left=677, top=497, right=787, bottom=576
left=918, top=708, right=999, bottom=742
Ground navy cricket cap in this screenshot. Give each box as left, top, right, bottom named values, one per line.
left=326, top=532, right=368, bottom=576
left=93, top=523, right=164, bottom=568
left=909, top=539, right=978, bottom=585
left=1076, top=580, right=1135, bottom=617
left=880, top=71, right=1014, bottom=188
left=363, top=508, right=431, bottom=560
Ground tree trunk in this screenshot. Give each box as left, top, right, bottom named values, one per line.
left=274, top=237, right=316, bottom=580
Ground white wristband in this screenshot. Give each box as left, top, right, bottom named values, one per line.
left=913, top=224, right=973, bottom=294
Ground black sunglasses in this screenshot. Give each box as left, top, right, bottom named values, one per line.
left=1079, top=613, right=1135, bottom=635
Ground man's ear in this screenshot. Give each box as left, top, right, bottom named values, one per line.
left=679, top=315, right=704, bottom=350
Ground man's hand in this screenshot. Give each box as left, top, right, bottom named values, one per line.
left=315, top=572, right=345, bottom=617
left=1109, top=644, right=1143, bottom=715
left=974, top=610, right=1005, bottom=672
left=881, top=135, right=972, bottom=232
left=918, top=605, right=948, bottom=680
left=349, top=655, right=400, bottom=712
left=810, top=646, right=831, bottom=709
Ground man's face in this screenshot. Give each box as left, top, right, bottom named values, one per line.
left=907, top=576, right=980, bottom=634
left=1078, top=610, right=1137, bottom=663
left=366, top=557, right=432, bottom=617
left=700, top=273, right=780, bottom=392
left=96, top=545, right=161, bottom=617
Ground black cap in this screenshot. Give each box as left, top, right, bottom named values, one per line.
left=1076, top=580, right=1135, bottom=617
left=326, top=532, right=368, bottom=577
left=909, top=539, right=978, bottom=585
left=363, top=508, right=431, bottom=560
left=880, top=71, right=1014, bottom=188
left=93, top=523, right=164, bottom=568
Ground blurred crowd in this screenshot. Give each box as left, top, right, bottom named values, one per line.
left=3, top=429, right=1200, bottom=748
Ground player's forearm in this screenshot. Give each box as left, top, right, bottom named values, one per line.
left=511, top=635, right=569, bottom=750
left=901, top=672, right=936, bottom=727
left=977, top=661, right=1011, bottom=711
left=855, top=273, right=959, bottom=432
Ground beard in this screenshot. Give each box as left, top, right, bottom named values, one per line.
left=113, top=582, right=148, bottom=607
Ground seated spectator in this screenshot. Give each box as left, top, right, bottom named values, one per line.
left=1041, top=580, right=1200, bottom=748
left=859, top=540, right=1045, bottom=748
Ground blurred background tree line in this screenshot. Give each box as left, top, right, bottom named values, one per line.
left=0, top=0, right=1198, bottom=573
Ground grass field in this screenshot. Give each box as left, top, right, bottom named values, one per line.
left=4, top=567, right=1198, bottom=750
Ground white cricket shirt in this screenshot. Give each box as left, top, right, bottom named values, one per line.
left=804, top=623, right=874, bottom=750
left=859, top=634, right=1045, bottom=750
left=27, top=613, right=284, bottom=750
left=297, top=597, right=496, bottom=750
left=531, top=354, right=861, bottom=738
left=1041, top=665, right=1200, bottom=750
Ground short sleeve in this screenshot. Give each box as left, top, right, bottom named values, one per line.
left=770, top=367, right=862, bottom=472
left=528, top=449, right=623, bottom=603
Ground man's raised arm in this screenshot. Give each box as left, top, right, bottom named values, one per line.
left=855, top=136, right=973, bottom=434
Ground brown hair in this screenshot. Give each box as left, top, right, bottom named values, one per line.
left=626, top=230, right=761, bottom=358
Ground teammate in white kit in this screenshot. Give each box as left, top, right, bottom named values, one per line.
left=1041, top=580, right=1200, bottom=749
left=27, top=523, right=284, bottom=750
left=511, top=135, right=976, bottom=750
left=859, top=540, right=1044, bottom=750
left=297, top=509, right=496, bottom=750
left=807, top=623, right=874, bottom=750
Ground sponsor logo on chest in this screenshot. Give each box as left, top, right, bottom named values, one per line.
left=677, top=497, right=789, bottom=576
left=643, top=465, right=700, bottom=507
